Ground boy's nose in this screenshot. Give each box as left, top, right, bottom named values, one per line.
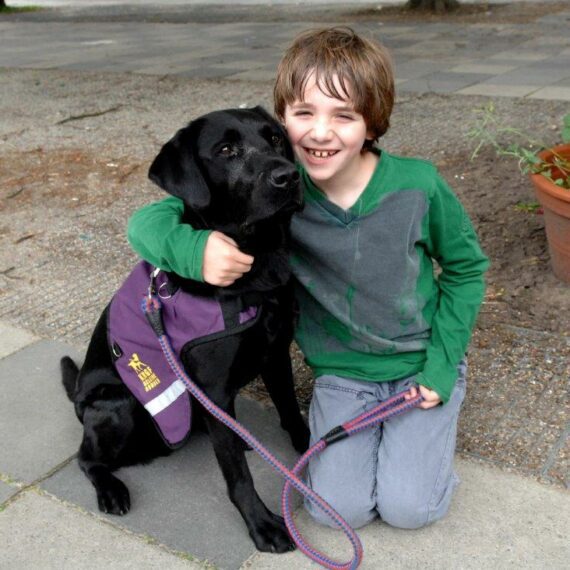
left=311, top=119, right=333, bottom=141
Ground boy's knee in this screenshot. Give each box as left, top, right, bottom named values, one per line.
left=377, top=496, right=429, bottom=529
left=377, top=494, right=450, bottom=530
left=304, top=497, right=376, bottom=530
left=377, top=469, right=459, bottom=530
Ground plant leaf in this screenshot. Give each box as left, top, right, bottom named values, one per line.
left=563, top=113, right=570, bottom=143
left=515, top=201, right=541, bottom=213
left=520, top=148, right=540, bottom=164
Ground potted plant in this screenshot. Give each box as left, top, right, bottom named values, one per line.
left=469, top=105, right=570, bottom=283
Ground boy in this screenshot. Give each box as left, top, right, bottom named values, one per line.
left=128, top=27, right=489, bottom=530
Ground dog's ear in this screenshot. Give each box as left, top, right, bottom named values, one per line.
left=251, top=106, right=295, bottom=163
left=252, top=105, right=274, bottom=123
left=148, top=121, right=210, bottom=210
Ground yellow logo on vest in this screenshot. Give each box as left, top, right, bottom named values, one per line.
left=128, top=353, right=160, bottom=392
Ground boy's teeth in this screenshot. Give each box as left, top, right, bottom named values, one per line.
left=308, top=149, right=337, bottom=158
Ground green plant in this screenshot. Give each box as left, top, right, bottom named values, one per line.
left=468, top=103, right=570, bottom=190
left=0, top=5, right=41, bottom=14
left=514, top=202, right=542, bottom=214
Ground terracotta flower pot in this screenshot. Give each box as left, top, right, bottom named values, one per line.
left=529, top=143, right=570, bottom=284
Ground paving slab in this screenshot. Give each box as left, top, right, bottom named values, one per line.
left=397, top=71, right=493, bottom=94
left=488, top=50, right=553, bottom=62
left=0, top=340, right=83, bottom=484
left=1, top=9, right=569, bottom=100
left=529, top=86, right=570, bottom=101
left=450, top=62, right=519, bottom=74
left=0, top=490, right=200, bottom=569
left=247, top=459, right=570, bottom=570
left=42, top=396, right=303, bottom=569
left=393, top=59, right=447, bottom=80
left=0, top=480, right=19, bottom=504
left=456, top=83, right=540, bottom=97
left=479, top=67, right=570, bottom=86
left=0, top=321, right=38, bottom=359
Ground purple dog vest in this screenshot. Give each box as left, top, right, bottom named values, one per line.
left=108, top=261, right=259, bottom=448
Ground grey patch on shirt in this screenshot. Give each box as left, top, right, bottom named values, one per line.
left=292, top=190, right=432, bottom=356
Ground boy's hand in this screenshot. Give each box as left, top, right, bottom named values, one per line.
left=405, top=385, right=441, bottom=409
left=203, top=231, right=254, bottom=287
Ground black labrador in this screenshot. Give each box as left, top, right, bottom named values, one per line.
left=60, top=107, right=309, bottom=553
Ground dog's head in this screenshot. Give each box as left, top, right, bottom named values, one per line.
left=148, top=107, right=302, bottom=233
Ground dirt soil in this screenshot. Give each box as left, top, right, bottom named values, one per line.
left=2, top=90, right=569, bottom=413
left=1, top=51, right=568, bottom=484
left=3, top=102, right=568, bottom=339
left=437, top=146, right=570, bottom=335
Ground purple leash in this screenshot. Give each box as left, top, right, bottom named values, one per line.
left=143, top=292, right=424, bottom=569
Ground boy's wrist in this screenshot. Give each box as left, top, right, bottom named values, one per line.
left=191, top=229, right=213, bottom=282
left=416, top=372, right=446, bottom=404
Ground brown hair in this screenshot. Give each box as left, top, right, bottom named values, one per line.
left=273, top=27, right=395, bottom=143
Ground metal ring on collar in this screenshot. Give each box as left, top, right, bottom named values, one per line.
left=158, top=281, right=172, bottom=300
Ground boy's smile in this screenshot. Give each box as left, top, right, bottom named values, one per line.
left=283, top=72, right=377, bottom=207
left=306, top=149, right=339, bottom=159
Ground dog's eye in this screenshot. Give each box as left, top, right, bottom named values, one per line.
left=219, top=144, right=237, bottom=157
left=271, top=135, right=282, bottom=146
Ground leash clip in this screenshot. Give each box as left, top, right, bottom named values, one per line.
left=148, top=267, right=161, bottom=299
left=148, top=267, right=172, bottom=300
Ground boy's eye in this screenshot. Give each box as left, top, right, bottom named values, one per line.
left=338, top=114, right=354, bottom=121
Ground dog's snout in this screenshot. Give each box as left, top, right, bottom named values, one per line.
left=270, top=167, right=300, bottom=189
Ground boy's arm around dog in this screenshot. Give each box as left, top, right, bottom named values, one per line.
left=128, top=197, right=254, bottom=286
left=127, top=196, right=208, bottom=280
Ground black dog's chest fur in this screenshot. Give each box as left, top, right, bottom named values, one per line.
left=181, top=288, right=293, bottom=396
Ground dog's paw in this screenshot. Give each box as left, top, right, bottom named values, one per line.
left=96, top=477, right=131, bottom=515
left=250, top=511, right=295, bottom=553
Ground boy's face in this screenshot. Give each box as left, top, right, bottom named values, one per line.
left=283, top=73, right=373, bottom=190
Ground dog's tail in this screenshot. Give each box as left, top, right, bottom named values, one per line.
left=60, top=356, right=79, bottom=402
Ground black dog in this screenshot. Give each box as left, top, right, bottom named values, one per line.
left=61, top=107, right=309, bottom=553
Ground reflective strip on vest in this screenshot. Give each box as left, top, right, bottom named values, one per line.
left=144, top=379, right=186, bottom=416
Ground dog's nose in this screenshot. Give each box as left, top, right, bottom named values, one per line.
left=270, top=167, right=300, bottom=189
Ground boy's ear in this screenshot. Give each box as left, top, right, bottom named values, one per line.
left=148, top=121, right=210, bottom=210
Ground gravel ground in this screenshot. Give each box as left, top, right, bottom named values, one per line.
left=1, top=68, right=568, bottom=487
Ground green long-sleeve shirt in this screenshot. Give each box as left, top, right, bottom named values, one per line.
left=128, top=150, right=489, bottom=403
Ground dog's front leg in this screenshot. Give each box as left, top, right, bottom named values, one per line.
left=78, top=407, right=132, bottom=515
left=203, top=412, right=294, bottom=553
left=261, top=345, right=310, bottom=453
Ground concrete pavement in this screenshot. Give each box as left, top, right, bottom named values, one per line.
left=1, top=321, right=568, bottom=569
left=1, top=2, right=569, bottom=569
left=1, top=1, right=570, bottom=99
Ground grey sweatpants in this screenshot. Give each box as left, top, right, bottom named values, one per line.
left=305, top=360, right=467, bottom=530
